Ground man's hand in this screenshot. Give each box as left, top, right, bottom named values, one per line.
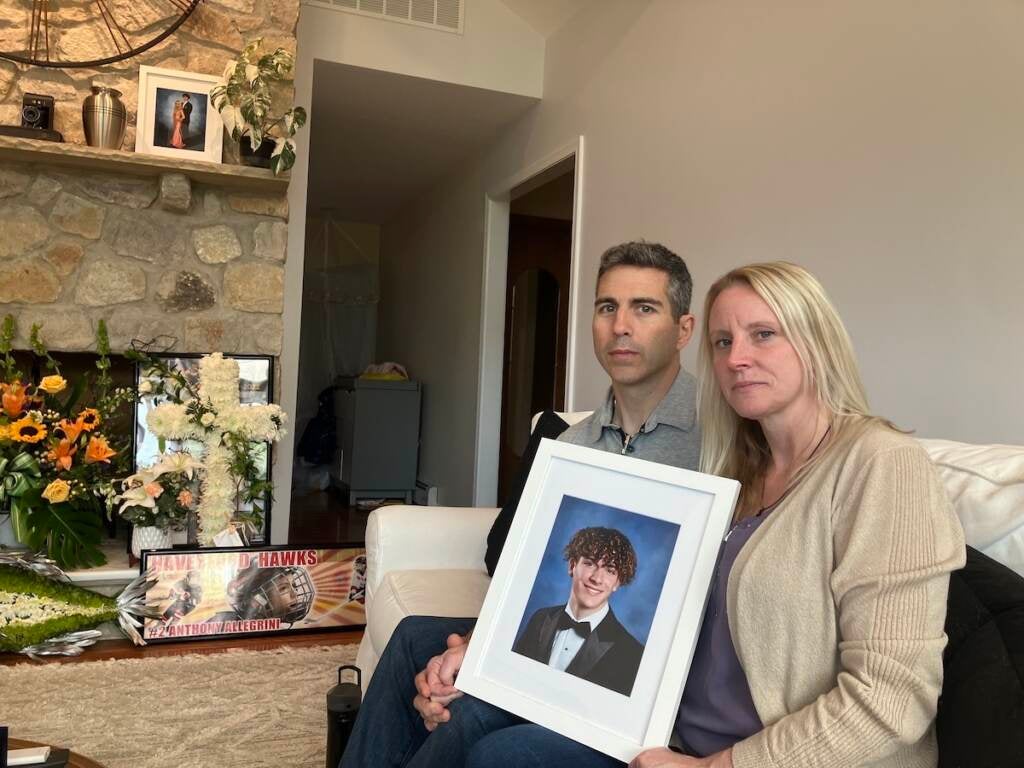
left=629, top=747, right=734, bottom=768
left=412, top=632, right=471, bottom=731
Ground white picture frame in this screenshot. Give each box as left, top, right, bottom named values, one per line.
left=135, top=65, right=223, bottom=163
left=457, top=439, right=739, bottom=762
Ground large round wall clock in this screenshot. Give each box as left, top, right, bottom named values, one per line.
left=0, top=0, right=203, bottom=68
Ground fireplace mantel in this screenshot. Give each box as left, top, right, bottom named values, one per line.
left=0, top=134, right=288, bottom=193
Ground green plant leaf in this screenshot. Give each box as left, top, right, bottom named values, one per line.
left=22, top=500, right=107, bottom=570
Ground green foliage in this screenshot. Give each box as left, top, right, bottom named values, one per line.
left=21, top=496, right=107, bottom=569
left=0, top=315, right=20, bottom=380
left=0, top=565, right=118, bottom=652
left=209, top=37, right=307, bottom=175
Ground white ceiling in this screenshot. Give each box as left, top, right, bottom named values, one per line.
left=307, top=60, right=539, bottom=223
left=500, top=0, right=590, bottom=38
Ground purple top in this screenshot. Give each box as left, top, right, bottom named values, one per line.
left=674, top=512, right=768, bottom=756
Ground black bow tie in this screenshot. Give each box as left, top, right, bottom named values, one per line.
left=557, top=613, right=592, bottom=639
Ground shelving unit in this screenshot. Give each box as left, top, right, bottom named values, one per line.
left=0, top=134, right=289, bottom=193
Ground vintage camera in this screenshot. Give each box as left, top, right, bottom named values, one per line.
left=21, top=93, right=55, bottom=131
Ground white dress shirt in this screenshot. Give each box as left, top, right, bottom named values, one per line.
left=547, top=603, right=609, bottom=671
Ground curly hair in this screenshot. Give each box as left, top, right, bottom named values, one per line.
left=563, top=526, right=638, bottom=585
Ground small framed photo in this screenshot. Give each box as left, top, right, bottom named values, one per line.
left=140, top=544, right=367, bottom=643
left=457, top=440, right=739, bottom=762
left=135, top=65, right=223, bottom=163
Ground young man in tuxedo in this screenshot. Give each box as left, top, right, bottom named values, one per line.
left=512, top=526, right=643, bottom=696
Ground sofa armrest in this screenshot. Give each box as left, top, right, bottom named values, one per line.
left=364, top=504, right=499, bottom=607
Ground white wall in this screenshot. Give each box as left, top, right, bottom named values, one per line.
left=297, top=0, right=544, bottom=97
left=379, top=0, right=1024, bottom=505
left=277, top=0, right=547, bottom=539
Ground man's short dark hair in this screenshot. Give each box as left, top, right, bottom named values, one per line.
left=182, top=93, right=190, bottom=99
left=563, top=526, right=638, bottom=586
left=597, top=241, right=692, bottom=320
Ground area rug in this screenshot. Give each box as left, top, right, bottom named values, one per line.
left=0, top=643, right=359, bottom=768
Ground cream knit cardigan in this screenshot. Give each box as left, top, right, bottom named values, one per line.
left=727, top=424, right=965, bottom=768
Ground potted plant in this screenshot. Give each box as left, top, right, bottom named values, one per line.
left=114, top=452, right=201, bottom=557
left=210, top=38, right=308, bottom=175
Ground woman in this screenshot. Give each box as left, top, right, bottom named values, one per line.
left=466, top=262, right=964, bottom=768
left=170, top=99, right=186, bottom=149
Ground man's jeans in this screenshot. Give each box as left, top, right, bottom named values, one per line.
left=339, top=615, right=624, bottom=768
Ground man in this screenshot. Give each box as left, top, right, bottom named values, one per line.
left=512, top=526, right=643, bottom=697
left=340, top=240, right=700, bottom=768
left=181, top=93, right=192, bottom=138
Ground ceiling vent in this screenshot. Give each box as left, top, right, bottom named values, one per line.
left=306, top=0, right=464, bottom=34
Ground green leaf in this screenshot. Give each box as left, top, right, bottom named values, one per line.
left=22, top=500, right=107, bottom=570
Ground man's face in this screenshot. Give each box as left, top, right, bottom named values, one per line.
left=568, top=556, right=621, bottom=617
left=592, top=266, right=694, bottom=388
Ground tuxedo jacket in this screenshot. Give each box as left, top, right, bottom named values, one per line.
left=512, top=605, right=644, bottom=696
left=182, top=101, right=193, bottom=125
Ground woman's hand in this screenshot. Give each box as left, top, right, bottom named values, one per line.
left=629, top=747, right=733, bottom=768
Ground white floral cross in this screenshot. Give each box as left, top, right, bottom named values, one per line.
left=145, top=353, right=286, bottom=545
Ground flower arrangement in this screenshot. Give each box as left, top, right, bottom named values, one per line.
left=129, top=351, right=286, bottom=545
left=0, top=316, right=136, bottom=569
left=209, top=38, right=308, bottom=175
left=114, top=451, right=201, bottom=531
left=0, top=552, right=156, bottom=656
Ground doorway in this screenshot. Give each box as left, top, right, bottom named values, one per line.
left=496, top=163, right=576, bottom=503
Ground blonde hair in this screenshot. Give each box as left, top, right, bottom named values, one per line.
left=697, top=262, right=895, bottom=512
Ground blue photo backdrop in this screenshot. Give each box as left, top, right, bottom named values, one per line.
left=514, top=494, right=680, bottom=646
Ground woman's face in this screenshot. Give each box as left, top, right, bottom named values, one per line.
left=708, top=284, right=816, bottom=424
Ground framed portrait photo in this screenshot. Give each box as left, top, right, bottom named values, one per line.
left=135, top=65, right=223, bottom=163
left=457, top=439, right=739, bottom=762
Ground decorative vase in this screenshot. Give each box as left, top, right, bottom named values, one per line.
left=82, top=85, right=127, bottom=149
left=131, top=525, right=172, bottom=558
left=239, top=137, right=275, bottom=168
left=0, top=512, right=29, bottom=550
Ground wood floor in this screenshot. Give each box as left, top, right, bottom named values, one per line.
left=288, top=488, right=372, bottom=544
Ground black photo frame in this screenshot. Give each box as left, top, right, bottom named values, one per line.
left=133, top=353, right=275, bottom=544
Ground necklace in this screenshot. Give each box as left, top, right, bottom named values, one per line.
left=753, top=423, right=832, bottom=518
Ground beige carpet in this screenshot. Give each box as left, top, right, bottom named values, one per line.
left=0, top=643, right=359, bottom=768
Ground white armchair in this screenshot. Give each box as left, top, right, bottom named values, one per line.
left=355, top=434, right=1024, bottom=690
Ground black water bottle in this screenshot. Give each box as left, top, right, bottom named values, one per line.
left=1, top=725, right=8, bottom=768
left=326, top=664, right=362, bottom=768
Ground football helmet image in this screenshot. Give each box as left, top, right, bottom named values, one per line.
left=225, top=564, right=316, bottom=625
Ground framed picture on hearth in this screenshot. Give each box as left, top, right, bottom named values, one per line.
left=135, top=65, right=223, bottom=163
left=133, top=353, right=274, bottom=544
left=140, top=544, right=367, bottom=643
left=455, top=439, right=739, bottom=763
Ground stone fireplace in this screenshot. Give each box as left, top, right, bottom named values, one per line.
left=0, top=0, right=300, bottom=359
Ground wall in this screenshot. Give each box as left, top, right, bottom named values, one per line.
left=296, top=0, right=544, bottom=99
left=0, top=2, right=300, bottom=356
left=379, top=0, right=1024, bottom=505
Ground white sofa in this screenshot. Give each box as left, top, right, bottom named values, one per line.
left=355, top=429, right=1024, bottom=690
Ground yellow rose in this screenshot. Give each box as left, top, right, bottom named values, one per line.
left=38, top=375, right=68, bottom=395
left=42, top=479, right=71, bottom=504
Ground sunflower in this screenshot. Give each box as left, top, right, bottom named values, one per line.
left=9, top=416, right=47, bottom=444
left=84, top=435, right=116, bottom=464
left=76, top=408, right=101, bottom=432
left=0, top=423, right=9, bottom=442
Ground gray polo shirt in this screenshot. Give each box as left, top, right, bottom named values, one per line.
left=557, top=369, right=701, bottom=470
